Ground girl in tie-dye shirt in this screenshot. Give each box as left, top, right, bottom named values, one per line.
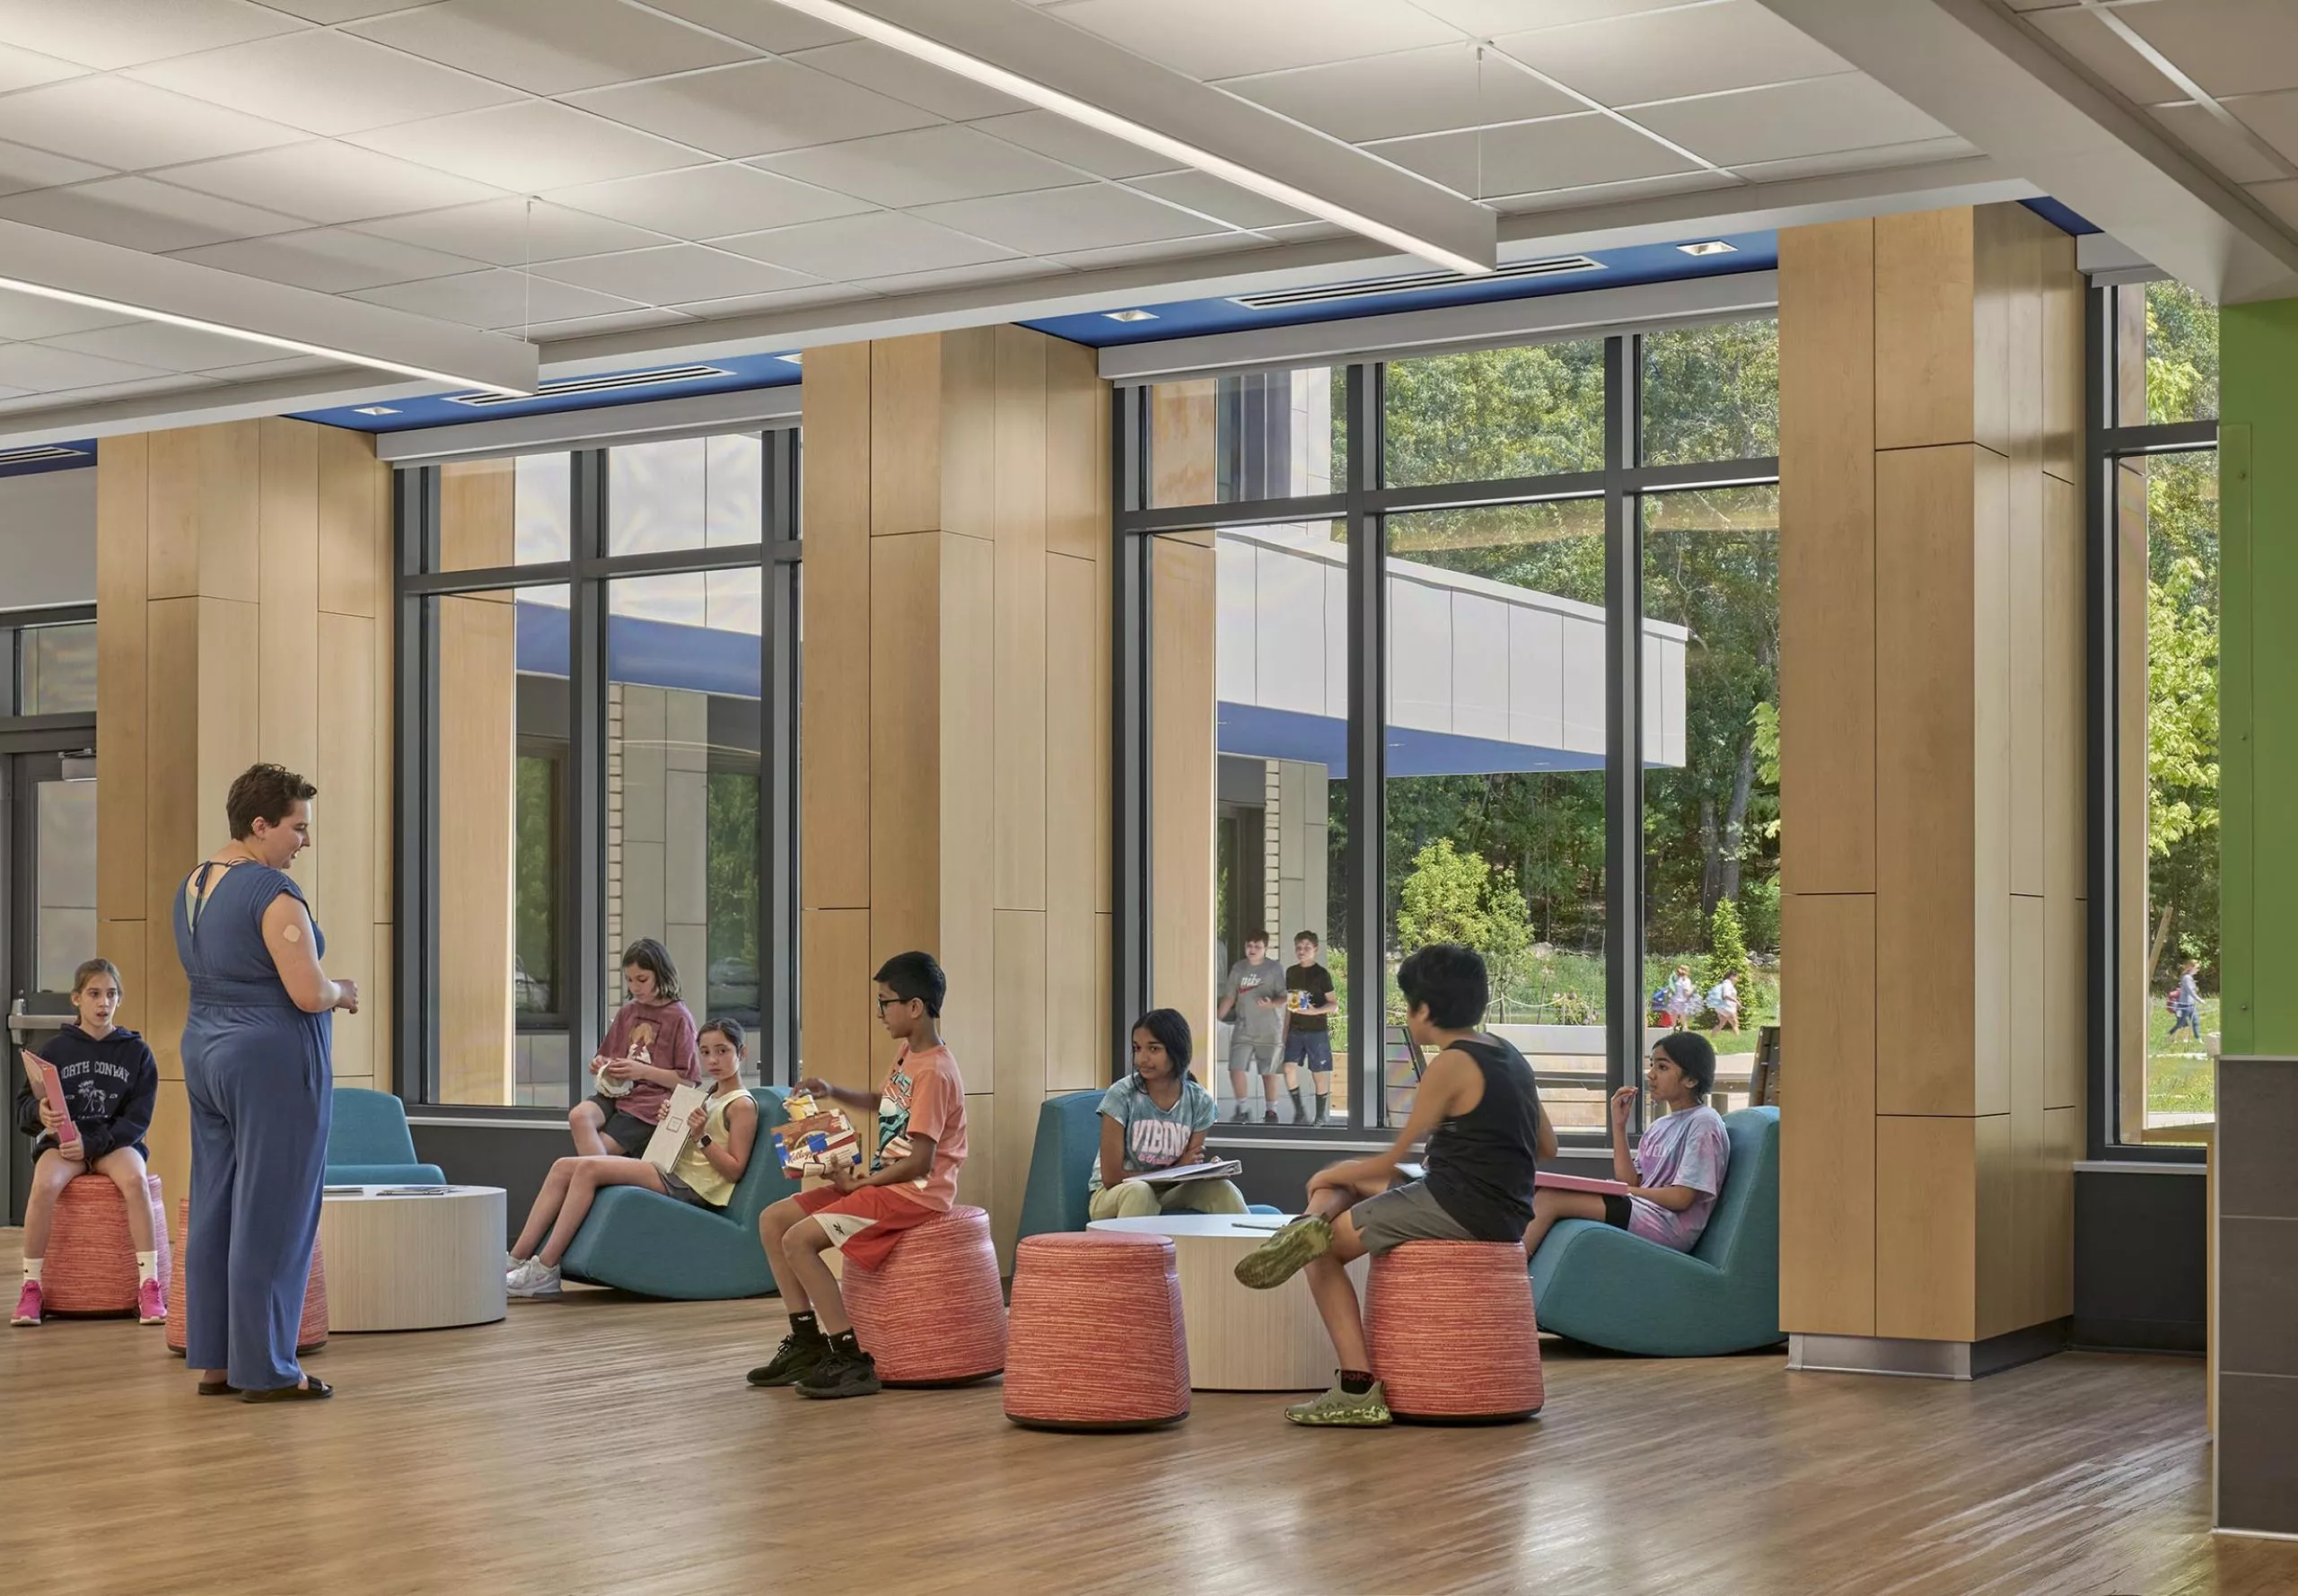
left=1523, top=1030, right=1732, bottom=1256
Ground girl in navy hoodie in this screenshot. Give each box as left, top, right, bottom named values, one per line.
left=13, top=958, right=162, bottom=1328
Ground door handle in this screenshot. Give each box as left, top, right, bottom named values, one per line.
left=5, top=1013, right=75, bottom=1034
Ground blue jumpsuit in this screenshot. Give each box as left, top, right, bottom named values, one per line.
left=173, top=862, right=334, bottom=1392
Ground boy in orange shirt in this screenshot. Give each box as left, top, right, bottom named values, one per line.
left=746, top=951, right=967, bottom=1399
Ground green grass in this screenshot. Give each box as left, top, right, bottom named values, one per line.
left=2143, top=994, right=2218, bottom=1118
left=1469, top=949, right=1772, bottom=1054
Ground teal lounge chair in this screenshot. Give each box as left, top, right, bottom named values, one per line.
left=326, top=1087, right=446, bottom=1186
left=1529, top=1106, right=1781, bottom=1357
left=559, top=1087, right=802, bottom=1300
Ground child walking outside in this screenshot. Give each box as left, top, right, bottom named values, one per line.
left=2167, top=960, right=2204, bottom=1043
left=1232, top=943, right=1553, bottom=1426
left=1279, top=930, right=1339, bottom=1126
left=13, top=959, right=164, bottom=1328
left=747, top=951, right=967, bottom=1400
left=1218, top=933, right=1285, bottom=1123
left=1089, top=1009, right=1248, bottom=1220
left=569, top=938, right=701, bottom=1156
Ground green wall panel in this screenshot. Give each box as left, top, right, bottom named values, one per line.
left=2220, top=301, right=2298, bottom=1055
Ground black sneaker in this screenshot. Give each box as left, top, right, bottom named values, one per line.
left=794, top=1346, right=881, bottom=1399
left=747, top=1329, right=828, bottom=1388
left=1231, top=1105, right=1251, bottom=1123
left=1264, top=1109, right=1279, bottom=1125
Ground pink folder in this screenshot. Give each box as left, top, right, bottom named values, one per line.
left=1536, top=1171, right=1630, bottom=1196
left=20, top=1048, right=81, bottom=1156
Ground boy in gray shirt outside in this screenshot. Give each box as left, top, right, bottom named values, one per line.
left=1219, top=932, right=1287, bottom=1124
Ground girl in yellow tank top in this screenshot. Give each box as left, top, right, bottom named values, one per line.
left=504, top=1019, right=759, bottom=1296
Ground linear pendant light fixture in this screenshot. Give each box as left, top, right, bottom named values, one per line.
left=756, top=0, right=1495, bottom=276
left=0, top=215, right=537, bottom=398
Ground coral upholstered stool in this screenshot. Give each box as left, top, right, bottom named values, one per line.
left=1364, top=1241, right=1543, bottom=1423
left=842, top=1204, right=1006, bottom=1386
left=43, top=1174, right=171, bottom=1316
left=164, top=1196, right=329, bottom=1357
left=1004, top=1232, right=1188, bottom=1431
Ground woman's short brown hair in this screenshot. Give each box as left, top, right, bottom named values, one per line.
left=227, top=762, right=318, bottom=840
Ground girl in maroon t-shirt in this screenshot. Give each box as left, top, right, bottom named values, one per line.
left=569, top=938, right=701, bottom=1156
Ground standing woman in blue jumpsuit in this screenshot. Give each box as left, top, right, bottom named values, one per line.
left=175, top=763, right=359, bottom=1402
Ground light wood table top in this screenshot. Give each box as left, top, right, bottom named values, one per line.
left=1090, top=1214, right=1367, bottom=1390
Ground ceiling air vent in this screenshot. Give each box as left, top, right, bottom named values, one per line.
left=445, top=364, right=733, bottom=408
left=0, top=444, right=90, bottom=464
left=1230, top=255, right=1604, bottom=311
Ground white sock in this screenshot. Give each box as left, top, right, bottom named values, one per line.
left=136, top=1250, right=159, bottom=1285
left=22, top=1258, right=40, bottom=1286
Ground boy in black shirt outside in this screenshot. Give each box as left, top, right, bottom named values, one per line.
left=1279, top=930, right=1338, bottom=1126
left=1236, top=943, right=1553, bottom=1426
left=13, top=958, right=163, bottom=1327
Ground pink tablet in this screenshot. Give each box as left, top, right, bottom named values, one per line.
left=1536, top=1171, right=1630, bottom=1196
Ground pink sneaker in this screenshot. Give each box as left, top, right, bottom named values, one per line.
left=138, top=1276, right=167, bottom=1325
left=10, top=1281, right=40, bottom=1326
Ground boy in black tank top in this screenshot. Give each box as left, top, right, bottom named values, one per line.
left=1233, top=943, right=1555, bottom=1426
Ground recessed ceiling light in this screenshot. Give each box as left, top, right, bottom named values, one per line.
left=1104, top=309, right=1157, bottom=323
left=352, top=406, right=399, bottom=417
left=776, top=353, right=803, bottom=365
left=1678, top=241, right=1737, bottom=257
left=755, top=0, right=1493, bottom=277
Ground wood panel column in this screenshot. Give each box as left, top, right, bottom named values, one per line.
left=800, top=327, right=1110, bottom=1265
left=1778, top=203, right=2085, bottom=1367
left=96, top=419, right=395, bottom=1206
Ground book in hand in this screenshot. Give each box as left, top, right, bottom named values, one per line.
left=1536, top=1171, right=1632, bottom=1197
left=642, top=1083, right=710, bottom=1173
left=18, top=1048, right=82, bottom=1157
left=1135, top=1158, right=1243, bottom=1188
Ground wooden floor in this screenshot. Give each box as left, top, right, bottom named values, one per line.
left=2, top=1231, right=2290, bottom=1596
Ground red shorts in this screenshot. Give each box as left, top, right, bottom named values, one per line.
left=794, top=1185, right=941, bottom=1272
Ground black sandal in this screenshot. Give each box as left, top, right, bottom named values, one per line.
left=196, top=1381, right=241, bottom=1397
left=241, top=1378, right=332, bottom=1403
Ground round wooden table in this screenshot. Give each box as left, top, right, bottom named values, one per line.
left=1087, top=1215, right=1369, bottom=1390
left=318, top=1185, right=507, bottom=1332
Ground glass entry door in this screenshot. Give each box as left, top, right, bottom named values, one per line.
left=5, top=750, right=96, bottom=1223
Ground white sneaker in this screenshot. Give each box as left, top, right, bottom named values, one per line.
left=507, top=1261, right=561, bottom=1298
left=505, top=1255, right=538, bottom=1285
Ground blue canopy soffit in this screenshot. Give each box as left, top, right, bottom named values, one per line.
left=514, top=601, right=761, bottom=700
left=1221, top=701, right=1630, bottom=779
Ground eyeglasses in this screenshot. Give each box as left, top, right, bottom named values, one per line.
left=875, top=995, right=912, bottom=1013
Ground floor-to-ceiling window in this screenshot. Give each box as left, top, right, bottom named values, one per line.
left=398, top=432, right=798, bottom=1109
left=1118, top=315, right=1781, bottom=1139
left=2097, top=278, right=2219, bottom=1151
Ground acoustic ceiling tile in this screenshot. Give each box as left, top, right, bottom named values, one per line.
left=347, top=0, right=757, bottom=96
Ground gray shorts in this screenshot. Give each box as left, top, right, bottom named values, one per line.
left=659, top=1169, right=722, bottom=1209
left=583, top=1094, right=654, bottom=1156
left=1348, top=1179, right=1476, bottom=1256
left=1228, top=1032, right=1281, bottom=1074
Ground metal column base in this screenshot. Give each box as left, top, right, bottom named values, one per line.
left=1788, top=1319, right=2070, bottom=1381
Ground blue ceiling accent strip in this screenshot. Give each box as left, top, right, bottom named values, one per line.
left=2022, top=197, right=2100, bottom=236
left=290, top=351, right=803, bottom=435
left=0, top=439, right=97, bottom=478
left=1020, top=232, right=1780, bottom=348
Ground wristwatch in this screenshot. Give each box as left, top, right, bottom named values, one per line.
left=697, top=1135, right=713, bottom=1150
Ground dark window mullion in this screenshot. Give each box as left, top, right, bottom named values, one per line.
left=1346, top=362, right=1385, bottom=1132
left=567, top=450, right=609, bottom=1101
left=1604, top=334, right=1647, bottom=1134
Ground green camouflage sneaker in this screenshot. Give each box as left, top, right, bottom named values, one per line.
left=1285, top=1378, right=1392, bottom=1427
left=1232, top=1215, right=1333, bottom=1290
